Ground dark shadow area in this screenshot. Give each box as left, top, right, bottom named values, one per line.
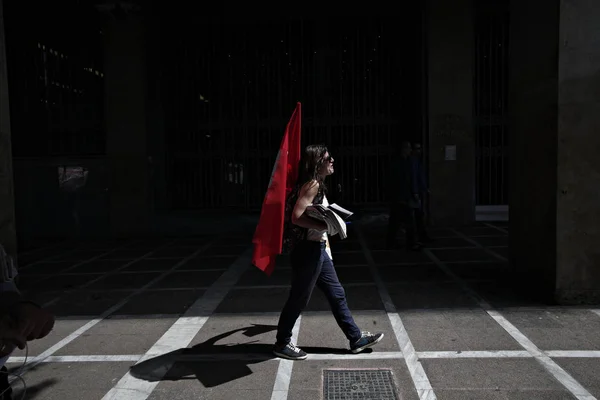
left=11, top=221, right=562, bottom=318
left=7, top=362, right=60, bottom=400
left=129, top=324, right=369, bottom=387
left=12, top=378, right=60, bottom=400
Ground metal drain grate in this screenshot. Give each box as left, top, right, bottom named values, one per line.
left=323, top=369, right=399, bottom=400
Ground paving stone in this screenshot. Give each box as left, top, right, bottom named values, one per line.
left=377, top=264, right=449, bottom=283
left=501, top=309, right=600, bottom=350
left=86, top=271, right=163, bottom=291
left=446, top=262, right=510, bottom=281
left=202, top=245, right=248, bottom=257
left=101, top=248, right=155, bottom=260
left=149, top=270, right=224, bottom=289
left=7, top=229, right=599, bottom=400
left=400, top=309, right=522, bottom=351
left=9, top=362, right=132, bottom=400
left=121, top=258, right=184, bottom=272
left=299, top=311, right=400, bottom=352
left=50, top=290, right=135, bottom=317
left=148, top=359, right=279, bottom=398
left=27, top=273, right=104, bottom=292
left=372, top=250, right=433, bottom=264
left=386, top=282, right=479, bottom=310
left=471, top=236, right=508, bottom=247
left=426, top=237, right=473, bottom=248
left=422, top=358, right=567, bottom=391
left=18, top=261, right=76, bottom=276
left=55, top=316, right=178, bottom=356
left=431, top=248, right=498, bottom=262
left=64, top=259, right=130, bottom=273
left=553, top=358, right=600, bottom=398
left=216, top=285, right=383, bottom=314
left=114, top=289, right=206, bottom=316
left=178, top=255, right=238, bottom=270
left=9, top=317, right=90, bottom=357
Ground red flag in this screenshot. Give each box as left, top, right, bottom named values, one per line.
left=252, top=102, right=302, bottom=275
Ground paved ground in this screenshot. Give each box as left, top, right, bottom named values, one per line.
left=5, top=221, right=600, bottom=400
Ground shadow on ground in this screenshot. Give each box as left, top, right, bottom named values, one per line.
left=129, top=324, right=371, bottom=387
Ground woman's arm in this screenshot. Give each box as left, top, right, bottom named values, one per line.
left=291, top=181, right=328, bottom=231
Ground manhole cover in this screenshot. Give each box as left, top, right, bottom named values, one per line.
left=323, top=369, right=400, bottom=399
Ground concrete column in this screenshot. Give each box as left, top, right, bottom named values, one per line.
left=508, top=0, right=560, bottom=299
left=426, top=0, right=476, bottom=225
left=104, top=10, right=150, bottom=235
left=0, top=0, right=17, bottom=258
left=509, top=0, right=600, bottom=303
left=555, top=0, right=600, bottom=303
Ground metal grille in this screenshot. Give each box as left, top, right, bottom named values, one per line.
left=160, top=14, right=424, bottom=210
left=3, top=1, right=105, bottom=157
left=323, top=369, right=399, bottom=400
left=474, top=0, right=510, bottom=206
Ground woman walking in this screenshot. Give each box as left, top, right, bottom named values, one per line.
left=273, top=144, right=384, bottom=360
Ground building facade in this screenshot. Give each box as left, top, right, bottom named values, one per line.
left=1, top=0, right=599, bottom=303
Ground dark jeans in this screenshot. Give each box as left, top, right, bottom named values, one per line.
left=276, top=241, right=362, bottom=345
left=386, top=202, right=416, bottom=247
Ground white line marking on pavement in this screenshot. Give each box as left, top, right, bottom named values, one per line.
left=102, top=248, right=252, bottom=400
left=416, top=350, right=530, bottom=359
left=484, top=223, right=509, bottom=234
left=270, top=316, right=301, bottom=400
left=11, top=349, right=600, bottom=365
left=423, top=249, right=597, bottom=400
left=546, top=351, right=600, bottom=358
left=450, top=229, right=507, bottom=262
left=26, top=267, right=228, bottom=277
left=12, top=239, right=218, bottom=380
left=591, top=310, right=600, bottom=319
left=356, top=226, right=437, bottom=400
left=7, top=355, right=143, bottom=363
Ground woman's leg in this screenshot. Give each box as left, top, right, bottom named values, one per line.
left=275, top=242, right=322, bottom=345
left=315, top=250, right=362, bottom=343
left=316, top=248, right=385, bottom=353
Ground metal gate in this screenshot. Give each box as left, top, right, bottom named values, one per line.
left=160, top=14, right=424, bottom=210
left=4, top=0, right=105, bottom=158
left=474, top=0, right=510, bottom=211
left=4, top=1, right=108, bottom=237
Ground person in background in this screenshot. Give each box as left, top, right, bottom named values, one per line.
left=0, top=244, right=55, bottom=400
left=411, top=143, right=432, bottom=243
left=386, top=141, right=421, bottom=251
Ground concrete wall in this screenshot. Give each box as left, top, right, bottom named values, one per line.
left=508, top=0, right=560, bottom=298
left=426, top=0, right=476, bottom=226
left=510, top=0, right=600, bottom=303
left=555, top=0, right=600, bottom=303
left=0, top=0, right=17, bottom=257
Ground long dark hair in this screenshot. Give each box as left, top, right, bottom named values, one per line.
left=298, top=144, right=329, bottom=192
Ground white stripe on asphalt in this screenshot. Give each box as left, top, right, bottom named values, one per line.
left=356, top=226, right=437, bottom=400
left=101, top=248, right=252, bottom=400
